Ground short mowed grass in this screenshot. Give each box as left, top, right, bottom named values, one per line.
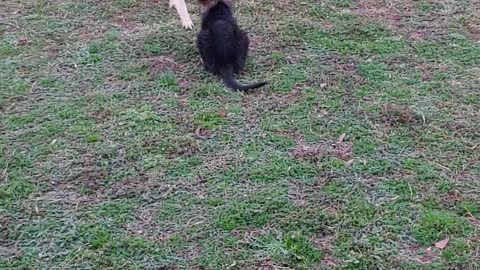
left=1, top=0, right=479, bottom=269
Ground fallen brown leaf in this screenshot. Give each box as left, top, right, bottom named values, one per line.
left=345, top=159, right=354, bottom=167
left=434, top=238, right=449, bottom=249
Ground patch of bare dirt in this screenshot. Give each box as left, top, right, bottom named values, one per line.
left=353, top=0, right=416, bottom=28
left=352, top=0, right=437, bottom=41
left=0, top=240, right=21, bottom=259
left=464, top=17, right=480, bottom=42
left=290, top=135, right=353, bottom=163
left=0, top=216, right=19, bottom=259
left=410, top=30, right=431, bottom=41
left=0, top=215, right=10, bottom=233
left=249, top=33, right=266, bottom=50
left=110, top=14, right=137, bottom=30
left=355, top=0, right=480, bottom=42
left=332, top=57, right=361, bottom=79
left=440, top=109, right=479, bottom=138
left=257, top=259, right=289, bottom=270
left=381, top=105, right=422, bottom=126
left=291, top=141, right=327, bottom=163
left=271, top=0, right=297, bottom=10
left=178, top=244, right=203, bottom=261
left=89, top=108, right=113, bottom=123
left=109, top=174, right=163, bottom=199
left=74, top=154, right=110, bottom=193
left=418, top=63, right=433, bottom=82
left=313, top=235, right=341, bottom=268
left=354, top=5, right=400, bottom=27
left=144, top=56, right=182, bottom=76
left=334, top=141, right=353, bottom=161
left=258, top=89, right=305, bottom=113
left=142, top=135, right=199, bottom=159
left=329, top=57, right=365, bottom=104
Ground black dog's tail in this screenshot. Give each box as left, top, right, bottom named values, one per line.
left=220, top=66, right=267, bottom=92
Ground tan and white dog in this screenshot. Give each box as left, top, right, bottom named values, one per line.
left=169, top=0, right=194, bottom=29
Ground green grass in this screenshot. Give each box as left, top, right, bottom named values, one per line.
left=412, top=210, right=472, bottom=245
left=1, top=0, right=479, bottom=268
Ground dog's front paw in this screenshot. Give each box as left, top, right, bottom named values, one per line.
left=182, top=18, right=194, bottom=29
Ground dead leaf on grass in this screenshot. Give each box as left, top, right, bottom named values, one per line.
left=338, top=133, right=347, bottom=143
left=434, top=238, right=449, bottom=249
left=345, top=159, right=354, bottom=167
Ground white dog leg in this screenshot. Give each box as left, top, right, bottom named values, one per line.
left=169, top=0, right=193, bottom=29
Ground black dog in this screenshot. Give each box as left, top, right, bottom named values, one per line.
left=197, top=0, right=266, bottom=91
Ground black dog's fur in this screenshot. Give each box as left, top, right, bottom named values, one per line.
left=197, top=1, right=266, bottom=91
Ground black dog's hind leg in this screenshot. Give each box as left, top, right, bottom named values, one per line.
left=197, top=31, right=216, bottom=73
left=235, top=32, right=249, bottom=73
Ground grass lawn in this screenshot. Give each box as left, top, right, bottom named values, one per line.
left=1, top=0, right=479, bottom=268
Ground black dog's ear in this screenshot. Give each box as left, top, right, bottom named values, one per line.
left=224, top=0, right=235, bottom=10
left=199, top=0, right=215, bottom=14
left=199, top=0, right=235, bottom=13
